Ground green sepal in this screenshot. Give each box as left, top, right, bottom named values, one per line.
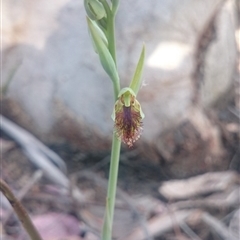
left=129, top=44, right=145, bottom=95
left=111, top=87, right=145, bottom=121
left=87, top=17, right=119, bottom=83
left=121, top=88, right=132, bottom=107
left=84, top=0, right=106, bottom=20
left=118, top=87, right=135, bottom=107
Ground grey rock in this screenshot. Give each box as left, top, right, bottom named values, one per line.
left=2, top=0, right=237, bottom=151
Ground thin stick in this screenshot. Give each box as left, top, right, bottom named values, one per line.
left=0, top=179, right=43, bottom=240
left=3, top=170, right=43, bottom=226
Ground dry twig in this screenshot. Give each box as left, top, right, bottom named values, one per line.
left=2, top=170, right=43, bottom=225
left=0, top=179, right=43, bottom=240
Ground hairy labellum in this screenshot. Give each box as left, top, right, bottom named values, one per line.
left=112, top=89, right=144, bottom=147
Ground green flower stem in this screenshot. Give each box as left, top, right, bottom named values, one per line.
left=112, top=75, right=120, bottom=101
left=107, top=13, right=117, bottom=65
left=101, top=7, right=120, bottom=238
left=101, top=134, right=121, bottom=240
left=109, top=12, right=119, bottom=100
left=0, top=179, right=43, bottom=240
left=102, top=56, right=120, bottom=240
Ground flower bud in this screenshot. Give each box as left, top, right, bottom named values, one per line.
left=84, top=0, right=106, bottom=21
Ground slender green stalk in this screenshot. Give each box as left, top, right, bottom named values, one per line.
left=112, top=75, right=120, bottom=101
left=101, top=134, right=121, bottom=240
left=107, top=13, right=117, bottom=65
left=0, top=179, right=43, bottom=240
left=108, top=10, right=119, bottom=100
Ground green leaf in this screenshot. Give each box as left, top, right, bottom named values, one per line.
left=87, top=17, right=119, bottom=84
left=129, top=44, right=145, bottom=95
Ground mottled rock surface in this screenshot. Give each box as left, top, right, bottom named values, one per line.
left=2, top=0, right=238, bottom=155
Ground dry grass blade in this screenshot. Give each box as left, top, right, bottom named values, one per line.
left=0, top=114, right=68, bottom=188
